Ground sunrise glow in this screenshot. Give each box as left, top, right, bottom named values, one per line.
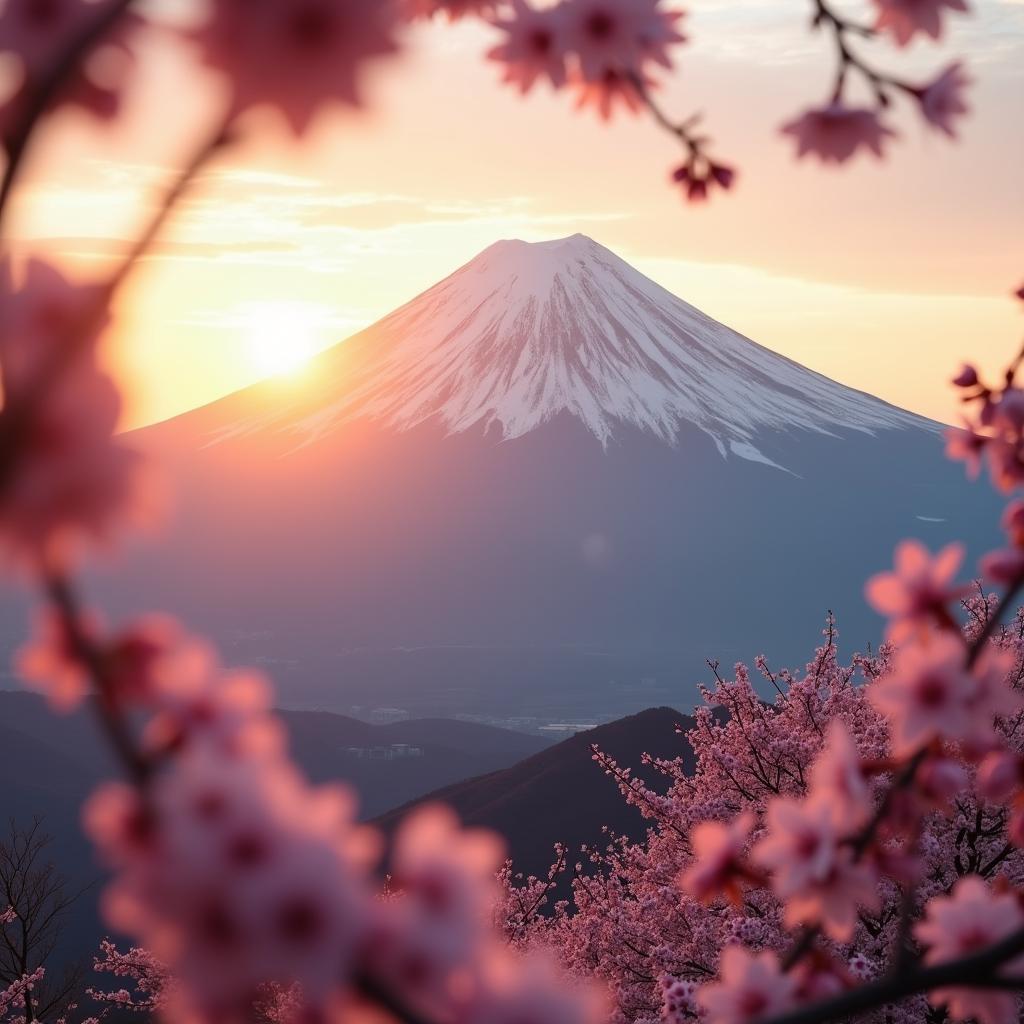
left=238, top=301, right=327, bottom=378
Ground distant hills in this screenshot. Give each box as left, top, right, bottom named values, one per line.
left=0, top=695, right=698, bottom=962
left=0, top=692, right=551, bottom=962
left=377, top=706, right=695, bottom=877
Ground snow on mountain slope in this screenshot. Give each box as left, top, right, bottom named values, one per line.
left=208, top=234, right=928, bottom=465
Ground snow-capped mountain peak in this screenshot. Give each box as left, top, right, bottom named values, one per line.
left=212, top=234, right=928, bottom=463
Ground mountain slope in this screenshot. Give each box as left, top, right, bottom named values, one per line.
left=376, top=707, right=693, bottom=877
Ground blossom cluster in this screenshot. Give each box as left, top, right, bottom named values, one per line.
left=780, top=0, right=971, bottom=167
left=499, top=333, right=1024, bottom=1023
left=503, top=601, right=1024, bottom=1024
left=0, top=0, right=973, bottom=218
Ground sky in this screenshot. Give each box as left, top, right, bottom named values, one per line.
left=6, top=0, right=1024, bottom=428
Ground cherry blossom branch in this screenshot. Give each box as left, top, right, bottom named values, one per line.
left=761, top=921, right=1024, bottom=1024
left=625, top=73, right=735, bottom=201
left=810, top=0, right=927, bottom=107
left=42, top=571, right=151, bottom=787
left=0, top=0, right=140, bottom=232
left=107, top=119, right=235, bottom=294
left=967, top=570, right=1024, bottom=668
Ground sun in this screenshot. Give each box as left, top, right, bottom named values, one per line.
left=240, top=301, right=328, bottom=378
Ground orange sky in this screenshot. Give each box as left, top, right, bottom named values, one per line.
left=7, top=4, right=1024, bottom=428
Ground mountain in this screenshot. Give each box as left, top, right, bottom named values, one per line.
left=29, top=234, right=999, bottom=721
left=199, top=234, right=918, bottom=462
left=376, top=706, right=696, bottom=878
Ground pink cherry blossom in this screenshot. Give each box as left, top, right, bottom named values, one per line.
left=754, top=791, right=879, bottom=940
left=564, top=0, right=685, bottom=83
left=672, top=161, right=736, bottom=202
left=981, top=547, right=1024, bottom=586
left=871, top=0, right=969, bottom=46
left=190, top=0, right=400, bottom=136
left=0, top=0, right=144, bottom=143
left=781, top=103, right=896, bottom=164
left=463, top=949, right=608, bottom=1024
left=753, top=797, right=838, bottom=897
left=986, top=435, right=1024, bottom=493
left=978, top=750, right=1024, bottom=802
left=917, top=63, right=971, bottom=138
left=16, top=609, right=178, bottom=712
left=366, top=803, right=505, bottom=1012
left=697, top=947, right=798, bottom=1024
left=0, top=258, right=150, bottom=567
left=1002, top=499, right=1024, bottom=546
left=868, top=631, right=977, bottom=756
left=572, top=67, right=647, bottom=119
left=87, top=747, right=375, bottom=1021
left=808, top=720, right=872, bottom=827
left=946, top=425, right=988, bottom=479
left=488, top=1, right=569, bottom=94
left=677, top=811, right=754, bottom=904
left=16, top=607, right=93, bottom=711
left=953, top=364, right=980, bottom=389
left=961, top=646, right=1023, bottom=751
left=865, top=539, right=967, bottom=641
left=662, top=975, right=698, bottom=1023
left=917, top=755, right=968, bottom=812
left=915, top=876, right=1024, bottom=1024
left=782, top=850, right=880, bottom=940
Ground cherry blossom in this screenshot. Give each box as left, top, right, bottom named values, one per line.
left=16, top=608, right=176, bottom=712
left=915, top=875, right=1024, bottom=1024
left=871, top=0, right=969, bottom=46
left=754, top=794, right=879, bottom=939
left=782, top=851, right=880, bottom=940
left=982, top=547, right=1024, bottom=586
left=946, top=424, right=988, bottom=479
left=0, top=0, right=144, bottom=145
left=916, top=63, right=971, bottom=138
left=1002, top=500, right=1024, bottom=547
left=697, top=947, right=797, bottom=1024
left=572, top=67, right=647, bottom=119
left=487, top=1, right=569, bottom=94
left=953, top=364, right=980, bottom=389
left=190, top=0, right=401, bottom=136
left=85, top=750, right=375, bottom=1020
left=781, top=103, right=896, bottom=164
left=16, top=606, right=93, bottom=711
left=661, top=975, right=698, bottom=1023
left=807, top=720, right=872, bottom=827
left=563, top=0, right=685, bottom=83
left=0, top=258, right=149, bottom=567
left=365, top=803, right=504, bottom=1015
left=753, top=797, right=838, bottom=897
left=677, top=811, right=754, bottom=904
left=868, top=630, right=978, bottom=755
left=916, top=754, right=968, bottom=812
left=672, top=161, right=736, bottom=203
left=866, top=539, right=967, bottom=641
left=978, top=750, right=1024, bottom=802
